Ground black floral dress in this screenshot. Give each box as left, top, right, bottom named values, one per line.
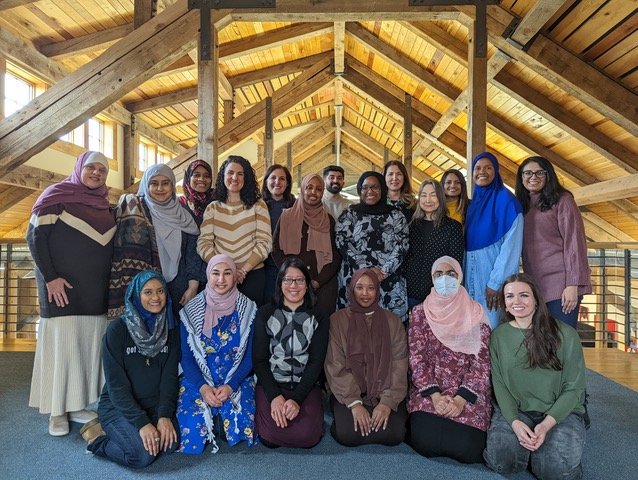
left=335, top=207, right=409, bottom=320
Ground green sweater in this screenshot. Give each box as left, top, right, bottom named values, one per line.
left=490, top=322, right=586, bottom=425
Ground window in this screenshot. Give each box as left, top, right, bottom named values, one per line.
left=60, top=124, right=85, bottom=147
left=88, top=118, right=104, bottom=152
left=136, top=137, right=172, bottom=176
left=4, top=71, right=35, bottom=116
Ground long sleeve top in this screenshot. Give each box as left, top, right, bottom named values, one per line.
left=197, top=199, right=272, bottom=269
left=490, top=322, right=586, bottom=425
left=322, top=192, right=352, bottom=221
left=407, top=304, right=492, bottom=432
left=325, top=309, right=408, bottom=411
left=523, top=193, right=592, bottom=303
left=252, top=303, right=329, bottom=405
left=97, top=319, right=180, bottom=430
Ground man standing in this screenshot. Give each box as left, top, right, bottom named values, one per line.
left=322, top=165, right=352, bottom=221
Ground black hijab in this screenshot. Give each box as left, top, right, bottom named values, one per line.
left=351, top=171, right=394, bottom=215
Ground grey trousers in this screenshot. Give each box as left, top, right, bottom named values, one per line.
left=483, top=405, right=585, bottom=480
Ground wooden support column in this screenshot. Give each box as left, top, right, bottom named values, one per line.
left=334, top=21, right=345, bottom=167
left=223, top=99, right=234, bottom=125
left=134, top=0, right=157, bottom=28
left=296, top=165, right=302, bottom=189
left=466, top=1, right=488, bottom=191
left=264, top=96, right=274, bottom=169
left=383, top=147, right=389, bottom=164
left=197, top=27, right=218, bottom=174
left=403, top=93, right=413, bottom=178
left=123, top=115, right=139, bottom=189
left=286, top=142, right=293, bottom=172
left=0, top=57, right=5, bottom=121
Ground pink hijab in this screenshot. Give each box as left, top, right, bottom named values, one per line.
left=422, top=256, right=487, bottom=356
left=203, top=254, right=239, bottom=338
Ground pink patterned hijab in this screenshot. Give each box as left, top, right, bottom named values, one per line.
left=422, top=256, right=487, bottom=356
left=204, top=254, right=239, bottom=338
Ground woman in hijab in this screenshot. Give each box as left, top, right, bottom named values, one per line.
left=464, top=152, right=523, bottom=328
left=179, top=159, right=214, bottom=225
left=109, top=164, right=203, bottom=318
left=325, top=268, right=408, bottom=446
left=28, top=151, right=116, bottom=436
left=177, top=254, right=258, bottom=454
left=81, top=271, right=180, bottom=469
left=407, top=256, right=491, bottom=464
left=273, top=174, right=340, bottom=316
left=335, top=171, right=409, bottom=321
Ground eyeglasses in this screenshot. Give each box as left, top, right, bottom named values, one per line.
left=282, top=277, right=307, bottom=286
left=361, top=185, right=381, bottom=192
left=522, top=170, right=547, bottom=179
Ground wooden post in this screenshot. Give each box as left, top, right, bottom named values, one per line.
left=197, top=27, right=218, bottom=175
left=0, top=57, right=5, bottom=121
left=264, top=96, right=274, bottom=170
left=383, top=147, right=389, bottom=165
left=123, top=115, right=138, bottom=189
left=466, top=1, right=488, bottom=194
left=223, top=99, right=234, bottom=125
left=403, top=93, right=413, bottom=178
left=134, top=0, right=157, bottom=28
left=286, top=142, right=293, bottom=172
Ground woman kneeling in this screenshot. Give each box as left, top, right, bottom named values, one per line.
left=83, top=271, right=179, bottom=469
left=325, top=268, right=408, bottom=446
left=484, top=274, right=587, bottom=480
left=177, top=254, right=257, bottom=454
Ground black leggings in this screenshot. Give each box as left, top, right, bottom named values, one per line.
left=238, top=268, right=266, bottom=306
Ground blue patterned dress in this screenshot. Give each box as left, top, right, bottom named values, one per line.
left=177, top=292, right=257, bottom=454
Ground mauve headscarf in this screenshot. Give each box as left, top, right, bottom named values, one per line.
left=203, top=254, right=239, bottom=338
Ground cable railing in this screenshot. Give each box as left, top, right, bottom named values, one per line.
left=1, top=242, right=636, bottom=351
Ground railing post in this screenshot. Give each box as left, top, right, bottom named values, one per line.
left=625, top=249, right=632, bottom=350
left=600, top=249, right=607, bottom=348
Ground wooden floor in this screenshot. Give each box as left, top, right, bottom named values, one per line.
left=2, top=339, right=637, bottom=392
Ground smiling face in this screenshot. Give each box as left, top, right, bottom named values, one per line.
left=360, top=175, right=382, bottom=206
left=419, top=183, right=439, bottom=219
left=267, top=167, right=288, bottom=200
left=473, top=158, right=496, bottom=187
left=139, top=278, right=166, bottom=313
left=353, top=274, right=377, bottom=308
left=385, top=165, right=404, bottom=195
left=443, top=173, right=462, bottom=199
left=303, top=177, right=324, bottom=207
left=81, top=162, right=108, bottom=189
left=324, top=170, right=344, bottom=194
left=281, top=266, right=308, bottom=309
left=503, top=281, right=536, bottom=324
left=190, top=165, right=212, bottom=193
left=521, top=160, right=547, bottom=194
left=208, top=262, right=235, bottom=295
left=148, top=175, right=174, bottom=203
left=224, top=161, right=245, bottom=194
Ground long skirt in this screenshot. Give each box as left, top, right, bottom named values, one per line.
left=29, top=314, right=107, bottom=416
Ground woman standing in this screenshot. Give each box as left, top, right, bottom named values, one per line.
left=484, top=274, right=587, bottom=479
left=464, top=152, right=523, bottom=328
left=325, top=268, right=408, bottom=447
left=273, top=174, right=340, bottom=316
left=198, top=156, right=272, bottom=306
left=407, top=256, right=491, bottom=464
left=177, top=254, right=257, bottom=454
left=261, top=164, right=295, bottom=303
left=252, top=258, right=329, bottom=448
left=28, top=151, right=116, bottom=436
left=403, top=179, right=464, bottom=309
left=515, top=156, right=591, bottom=328
left=108, top=164, right=202, bottom=318
left=336, top=172, right=409, bottom=321
left=82, top=271, right=180, bottom=469
left=441, top=169, right=469, bottom=224
left=179, top=159, right=214, bottom=225
left=383, top=160, right=415, bottom=220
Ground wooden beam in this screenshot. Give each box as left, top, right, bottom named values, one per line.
left=509, top=0, right=567, bottom=47
left=197, top=27, right=218, bottom=171
left=582, top=212, right=636, bottom=243
left=0, top=186, right=33, bottom=214
left=40, top=25, right=135, bottom=60
left=403, top=93, right=412, bottom=177
left=0, top=56, right=5, bottom=120
left=126, top=87, right=198, bottom=114
left=0, top=0, right=39, bottom=11
left=228, top=52, right=330, bottom=88
left=466, top=0, right=488, bottom=168
left=134, top=0, right=157, bottom=28
left=264, top=97, right=274, bottom=169
left=573, top=175, right=638, bottom=207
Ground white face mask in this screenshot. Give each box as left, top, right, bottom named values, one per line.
left=433, top=275, right=460, bottom=296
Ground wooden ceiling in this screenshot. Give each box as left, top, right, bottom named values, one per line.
left=0, top=0, right=637, bottom=243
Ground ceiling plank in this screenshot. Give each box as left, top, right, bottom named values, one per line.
left=509, top=0, right=567, bottom=47
left=573, top=174, right=638, bottom=207
left=40, top=24, right=134, bottom=59
left=228, top=52, right=330, bottom=88
left=127, top=87, right=198, bottom=114
left=0, top=0, right=39, bottom=11
left=581, top=212, right=636, bottom=242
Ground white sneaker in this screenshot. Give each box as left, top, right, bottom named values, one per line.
left=69, top=409, right=98, bottom=424
left=49, top=414, right=69, bottom=436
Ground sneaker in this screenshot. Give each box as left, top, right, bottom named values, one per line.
left=80, top=418, right=105, bottom=445
left=49, top=414, right=69, bottom=436
left=69, top=409, right=98, bottom=424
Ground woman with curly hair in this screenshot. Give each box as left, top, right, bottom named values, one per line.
left=441, top=169, right=469, bottom=224
left=198, top=156, right=272, bottom=306
left=383, top=160, right=415, bottom=221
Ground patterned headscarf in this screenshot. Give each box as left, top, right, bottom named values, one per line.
left=180, top=159, right=214, bottom=221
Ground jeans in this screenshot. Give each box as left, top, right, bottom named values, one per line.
left=547, top=297, right=582, bottom=329
left=88, top=416, right=178, bottom=469
left=483, top=406, right=585, bottom=480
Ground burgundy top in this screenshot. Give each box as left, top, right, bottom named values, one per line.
left=523, top=192, right=592, bottom=303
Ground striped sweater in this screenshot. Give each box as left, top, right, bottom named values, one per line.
left=197, top=199, right=272, bottom=270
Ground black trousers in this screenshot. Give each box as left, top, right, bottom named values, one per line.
left=238, top=268, right=266, bottom=307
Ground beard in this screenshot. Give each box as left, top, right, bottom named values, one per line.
left=326, top=182, right=342, bottom=194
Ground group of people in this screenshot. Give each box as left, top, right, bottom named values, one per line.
left=26, top=149, right=591, bottom=479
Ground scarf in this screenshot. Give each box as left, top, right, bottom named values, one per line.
left=279, top=174, right=333, bottom=273
left=121, top=270, right=174, bottom=358
left=179, top=159, right=214, bottom=221
left=138, top=164, right=199, bottom=282
left=344, top=268, right=392, bottom=406
left=465, top=152, right=522, bottom=251
left=422, top=256, right=487, bottom=356
left=203, top=254, right=240, bottom=338
left=351, top=171, right=394, bottom=216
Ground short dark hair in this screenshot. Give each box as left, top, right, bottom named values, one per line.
left=261, top=164, right=295, bottom=207
left=212, top=156, right=260, bottom=208
left=273, top=257, right=316, bottom=309
left=323, top=165, right=345, bottom=178
left=515, top=156, right=570, bottom=214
